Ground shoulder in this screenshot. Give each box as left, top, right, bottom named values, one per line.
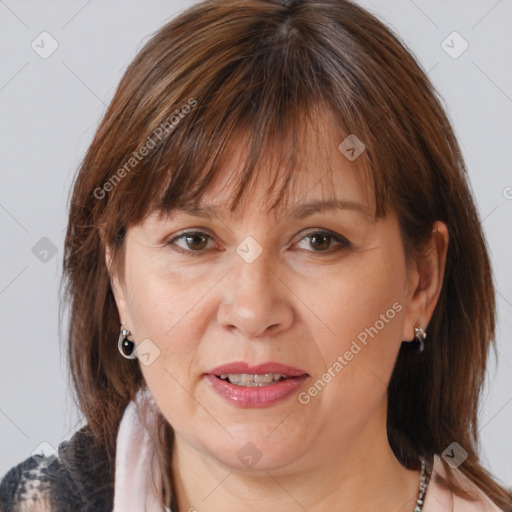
left=0, top=454, right=53, bottom=512
left=423, top=455, right=510, bottom=512
left=0, top=426, right=114, bottom=512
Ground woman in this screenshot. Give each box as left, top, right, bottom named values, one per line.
left=1, top=0, right=510, bottom=510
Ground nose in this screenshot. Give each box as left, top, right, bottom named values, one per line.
left=217, top=252, right=294, bottom=339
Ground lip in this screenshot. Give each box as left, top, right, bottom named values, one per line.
left=204, top=374, right=309, bottom=407
left=206, top=361, right=308, bottom=377
left=204, top=361, right=309, bottom=408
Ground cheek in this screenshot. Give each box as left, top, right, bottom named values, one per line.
left=309, top=254, right=405, bottom=351
left=302, top=249, right=407, bottom=406
left=124, top=267, right=206, bottom=392
left=125, top=261, right=208, bottom=343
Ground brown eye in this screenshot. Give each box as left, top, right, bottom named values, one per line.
left=309, top=232, right=331, bottom=251
left=183, top=233, right=209, bottom=250
left=168, top=231, right=214, bottom=255
left=167, top=229, right=351, bottom=257
left=296, top=230, right=352, bottom=253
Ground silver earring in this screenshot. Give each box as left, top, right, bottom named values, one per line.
left=118, top=323, right=137, bottom=359
left=414, top=326, right=427, bottom=353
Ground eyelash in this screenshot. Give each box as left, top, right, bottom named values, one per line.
left=166, top=229, right=352, bottom=257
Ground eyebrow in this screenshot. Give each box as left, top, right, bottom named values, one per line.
left=167, top=199, right=374, bottom=221
left=284, top=199, right=374, bottom=220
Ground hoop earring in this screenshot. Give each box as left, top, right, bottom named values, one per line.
left=414, top=326, right=427, bottom=353
left=118, top=325, right=137, bottom=359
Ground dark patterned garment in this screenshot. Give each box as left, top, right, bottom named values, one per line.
left=0, top=427, right=114, bottom=512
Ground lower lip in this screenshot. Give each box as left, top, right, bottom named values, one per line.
left=204, top=375, right=309, bottom=407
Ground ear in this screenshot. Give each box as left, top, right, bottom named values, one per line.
left=105, top=244, right=133, bottom=331
left=401, top=221, right=449, bottom=341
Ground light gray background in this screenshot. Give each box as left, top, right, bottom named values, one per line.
left=0, top=0, right=511, bottom=487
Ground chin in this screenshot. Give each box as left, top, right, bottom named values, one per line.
left=203, top=434, right=308, bottom=474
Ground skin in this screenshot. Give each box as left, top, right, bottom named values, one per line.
left=107, top=119, right=449, bottom=512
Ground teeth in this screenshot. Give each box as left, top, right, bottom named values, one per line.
left=219, top=373, right=288, bottom=386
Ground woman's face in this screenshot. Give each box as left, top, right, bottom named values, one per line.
left=108, top=123, right=436, bottom=475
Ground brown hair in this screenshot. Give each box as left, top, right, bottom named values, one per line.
left=60, top=0, right=511, bottom=509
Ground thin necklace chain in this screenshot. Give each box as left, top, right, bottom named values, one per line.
left=414, top=455, right=433, bottom=512
left=164, top=455, right=434, bottom=512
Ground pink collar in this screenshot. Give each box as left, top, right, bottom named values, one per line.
left=424, top=455, right=505, bottom=511
left=113, top=387, right=166, bottom=512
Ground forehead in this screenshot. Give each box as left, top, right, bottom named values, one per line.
left=152, top=112, right=376, bottom=224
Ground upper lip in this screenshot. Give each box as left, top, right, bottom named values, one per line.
left=206, top=361, right=308, bottom=377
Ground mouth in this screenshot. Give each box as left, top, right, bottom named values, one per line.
left=204, top=362, right=309, bottom=407
left=216, top=373, right=297, bottom=386
left=206, top=361, right=308, bottom=384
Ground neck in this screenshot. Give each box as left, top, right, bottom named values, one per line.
left=170, top=402, right=421, bottom=512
